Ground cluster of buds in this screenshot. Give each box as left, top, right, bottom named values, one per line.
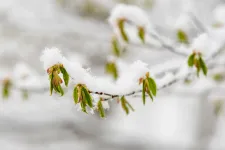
left=47, top=64, right=70, bottom=96
left=188, top=51, right=208, bottom=76
left=73, top=84, right=109, bottom=118
left=139, top=72, right=157, bottom=105
left=73, top=84, right=93, bottom=113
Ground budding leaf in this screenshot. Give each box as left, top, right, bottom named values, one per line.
left=97, top=99, right=105, bottom=118
left=145, top=79, right=154, bottom=101
left=177, top=29, right=189, bottom=44
left=105, top=62, right=118, bottom=80
left=121, top=96, right=129, bottom=115
left=60, top=67, right=70, bottom=87
left=146, top=89, right=154, bottom=101
left=118, top=19, right=129, bottom=43
left=148, top=77, right=157, bottom=96
left=112, top=37, right=120, bottom=57
left=2, top=87, right=9, bottom=99
left=188, top=53, right=195, bottom=67
left=57, top=85, right=64, bottom=96
left=213, top=73, right=224, bottom=82
left=138, top=27, right=145, bottom=44
left=73, top=86, right=79, bottom=104
left=81, top=99, right=87, bottom=114
left=199, top=56, right=208, bottom=76
left=142, top=80, right=146, bottom=105
left=82, top=87, right=93, bottom=108
left=125, top=100, right=135, bottom=112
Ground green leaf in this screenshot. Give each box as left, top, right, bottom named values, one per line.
left=121, top=96, right=129, bottom=115
left=82, top=87, right=93, bottom=108
left=148, top=77, right=157, bottom=96
left=57, top=85, right=64, bottom=96
left=50, top=80, right=53, bottom=95
left=73, top=86, right=79, bottom=104
left=118, top=19, right=129, bottom=43
left=125, top=100, right=135, bottom=112
left=199, top=56, right=208, bottom=76
left=213, top=73, right=224, bottom=82
left=105, top=62, right=118, bottom=80
left=53, top=84, right=60, bottom=93
left=80, top=99, right=88, bottom=114
left=97, top=99, right=105, bottom=118
left=145, top=79, right=154, bottom=101
left=138, top=27, right=145, bottom=44
left=146, top=89, right=154, bottom=101
left=177, top=29, right=189, bottom=44
left=60, top=67, right=70, bottom=86
left=112, top=37, right=120, bottom=57
left=142, top=80, right=146, bottom=105
left=188, top=53, right=195, bottom=67
left=2, top=87, right=9, bottom=99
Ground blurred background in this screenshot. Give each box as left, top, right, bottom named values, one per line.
left=0, top=0, right=225, bottom=149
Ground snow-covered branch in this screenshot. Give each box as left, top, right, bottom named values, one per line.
left=1, top=3, right=225, bottom=118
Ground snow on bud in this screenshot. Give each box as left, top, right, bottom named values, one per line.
left=191, top=33, right=218, bottom=57
left=108, top=4, right=150, bottom=31
left=40, top=47, right=63, bottom=70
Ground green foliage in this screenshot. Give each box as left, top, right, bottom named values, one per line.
left=120, top=96, right=134, bottom=115
left=2, top=79, right=12, bottom=99
left=47, top=64, right=70, bottom=96
left=60, top=66, right=70, bottom=87
left=142, top=80, right=146, bottom=105
left=138, top=26, right=145, bottom=44
left=105, top=61, right=118, bottom=80
left=177, top=29, right=189, bottom=44
left=141, top=72, right=157, bottom=104
left=188, top=53, right=195, bottom=67
left=187, top=53, right=208, bottom=76
left=118, top=19, right=129, bottom=43
left=97, top=98, right=105, bottom=118
left=213, top=73, right=224, bottom=82
left=111, top=36, right=121, bottom=57
left=199, top=57, right=208, bottom=76
left=73, top=84, right=93, bottom=113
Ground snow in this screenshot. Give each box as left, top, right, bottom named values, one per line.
left=108, top=4, right=150, bottom=28
left=40, top=47, right=64, bottom=70
left=213, top=4, right=225, bottom=24
left=174, top=13, right=192, bottom=32
left=190, top=33, right=219, bottom=57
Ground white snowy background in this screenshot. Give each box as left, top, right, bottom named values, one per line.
left=0, top=0, right=225, bottom=149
